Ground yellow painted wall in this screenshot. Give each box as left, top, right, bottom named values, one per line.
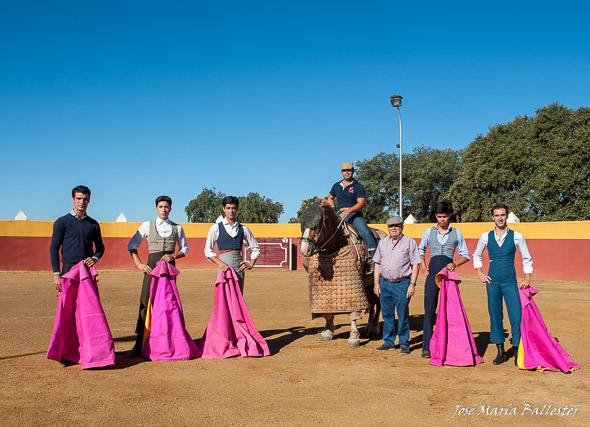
left=2, top=220, right=588, bottom=240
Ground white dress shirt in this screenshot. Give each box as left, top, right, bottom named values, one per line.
left=128, top=218, right=189, bottom=255
left=472, top=227, right=533, bottom=273
left=204, top=217, right=260, bottom=260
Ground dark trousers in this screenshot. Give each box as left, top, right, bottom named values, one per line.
left=133, top=251, right=175, bottom=350
left=422, top=255, right=453, bottom=350
left=62, top=262, right=77, bottom=275
left=486, top=279, right=522, bottom=346
left=380, top=277, right=410, bottom=348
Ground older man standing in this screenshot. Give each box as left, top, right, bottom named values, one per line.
left=373, top=216, right=421, bottom=354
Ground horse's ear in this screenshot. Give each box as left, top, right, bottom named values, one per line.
left=302, top=200, right=308, bottom=210
left=318, top=198, right=328, bottom=207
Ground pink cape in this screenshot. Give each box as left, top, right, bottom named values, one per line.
left=46, top=262, right=115, bottom=369
left=430, top=269, right=483, bottom=367
left=518, top=286, right=579, bottom=373
left=142, top=260, right=199, bottom=361
left=196, top=267, right=270, bottom=358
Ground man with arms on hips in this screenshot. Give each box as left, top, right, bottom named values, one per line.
left=473, top=203, right=533, bottom=366
left=204, top=196, right=260, bottom=294
left=126, top=195, right=189, bottom=357
left=373, top=216, right=421, bottom=354
left=50, top=185, right=105, bottom=292
left=327, top=161, right=377, bottom=256
left=418, top=201, right=470, bottom=359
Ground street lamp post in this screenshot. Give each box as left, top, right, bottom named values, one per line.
left=390, top=94, right=403, bottom=218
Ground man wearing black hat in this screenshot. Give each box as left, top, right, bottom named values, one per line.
left=373, top=216, right=421, bottom=354
left=327, top=161, right=376, bottom=254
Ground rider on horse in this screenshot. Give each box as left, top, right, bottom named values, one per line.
left=327, top=161, right=377, bottom=257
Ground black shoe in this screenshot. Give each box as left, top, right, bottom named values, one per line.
left=493, top=343, right=506, bottom=365
left=513, top=346, right=519, bottom=366
left=400, top=346, right=410, bottom=355
left=125, top=346, right=141, bottom=358
left=376, top=344, right=394, bottom=351
left=421, top=349, right=431, bottom=359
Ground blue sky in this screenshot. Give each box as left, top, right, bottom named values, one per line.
left=1, top=1, right=589, bottom=222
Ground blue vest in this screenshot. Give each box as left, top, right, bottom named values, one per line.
left=428, top=227, right=458, bottom=258
left=216, top=222, right=244, bottom=251
left=487, top=229, right=517, bottom=284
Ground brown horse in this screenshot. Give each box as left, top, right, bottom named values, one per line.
left=300, top=199, right=382, bottom=347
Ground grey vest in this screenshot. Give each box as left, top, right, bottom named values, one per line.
left=428, top=227, right=458, bottom=258
left=148, top=220, right=178, bottom=253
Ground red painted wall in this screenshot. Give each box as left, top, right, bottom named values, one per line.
left=1, top=235, right=587, bottom=282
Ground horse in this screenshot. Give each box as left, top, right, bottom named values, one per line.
left=300, top=199, right=383, bottom=347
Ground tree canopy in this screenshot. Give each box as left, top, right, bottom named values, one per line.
left=355, top=146, right=463, bottom=223
left=449, top=103, right=590, bottom=221
left=185, top=188, right=284, bottom=223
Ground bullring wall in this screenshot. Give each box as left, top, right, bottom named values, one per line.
left=0, top=220, right=587, bottom=282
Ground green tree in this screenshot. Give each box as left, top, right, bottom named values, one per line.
left=185, top=187, right=225, bottom=222
left=355, top=147, right=463, bottom=222
left=449, top=103, right=590, bottom=221
left=238, top=192, right=284, bottom=223
left=288, top=196, right=320, bottom=223
left=185, top=189, right=284, bottom=223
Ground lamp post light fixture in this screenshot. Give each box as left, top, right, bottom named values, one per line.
left=390, top=94, right=403, bottom=218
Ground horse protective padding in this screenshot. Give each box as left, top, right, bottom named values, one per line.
left=46, top=262, right=115, bottom=369
left=517, top=286, right=579, bottom=373
left=308, top=244, right=370, bottom=315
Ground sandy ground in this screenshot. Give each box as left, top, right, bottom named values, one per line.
left=0, top=268, right=588, bottom=426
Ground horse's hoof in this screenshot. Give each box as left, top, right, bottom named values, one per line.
left=320, top=329, right=334, bottom=341
left=347, top=339, right=360, bottom=348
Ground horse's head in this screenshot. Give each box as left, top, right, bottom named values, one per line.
left=300, top=199, right=341, bottom=257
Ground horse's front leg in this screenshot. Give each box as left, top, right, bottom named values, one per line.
left=348, top=311, right=361, bottom=347
left=320, top=313, right=335, bottom=341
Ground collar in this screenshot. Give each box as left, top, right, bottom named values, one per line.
left=339, top=179, right=356, bottom=189
left=69, top=210, right=87, bottom=220
left=494, top=226, right=510, bottom=236
left=223, top=217, right=240, bottom=227
left=390, top=234, right=404, bottom=244
left=436, top=224, right=453, bottom=235
left=156, top=217, right=171, bottom=226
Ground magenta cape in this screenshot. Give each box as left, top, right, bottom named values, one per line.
left=46, top=262, right=115, bottom=369
left=517, top=286, right=579, bottom=373
left=196, top=267, right=270, bottom=358
left=430, top=269, right=483, bottom=367
left=142, top=260, right=199, bottom=361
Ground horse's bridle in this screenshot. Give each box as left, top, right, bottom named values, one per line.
left=301, top=205, right=345, bottom=255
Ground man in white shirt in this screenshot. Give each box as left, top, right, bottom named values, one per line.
left=126, top=195, right=189, bottom=357
left=472, top=204, right=533, bottom=366
left=204, top=196, right=260, bottom=293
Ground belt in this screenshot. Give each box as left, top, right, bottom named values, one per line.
left=218, top=249, right=241, bottom=254
left=381, top=276, right=410, bottom=284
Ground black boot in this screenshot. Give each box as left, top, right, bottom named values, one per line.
left=493, top=343, right=506, bottom=365
left=513, top=346, right=519, bottom=366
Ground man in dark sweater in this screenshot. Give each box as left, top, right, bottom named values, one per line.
left=50, top=185, right=105, bottom=292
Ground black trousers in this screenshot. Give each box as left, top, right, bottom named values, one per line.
left=422, top=255, right=453, bottom=350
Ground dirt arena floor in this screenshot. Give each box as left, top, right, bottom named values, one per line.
left=0, top=268, right=587, bottom=425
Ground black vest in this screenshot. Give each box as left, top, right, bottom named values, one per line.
left=216, top=222, right=244, bottom=251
